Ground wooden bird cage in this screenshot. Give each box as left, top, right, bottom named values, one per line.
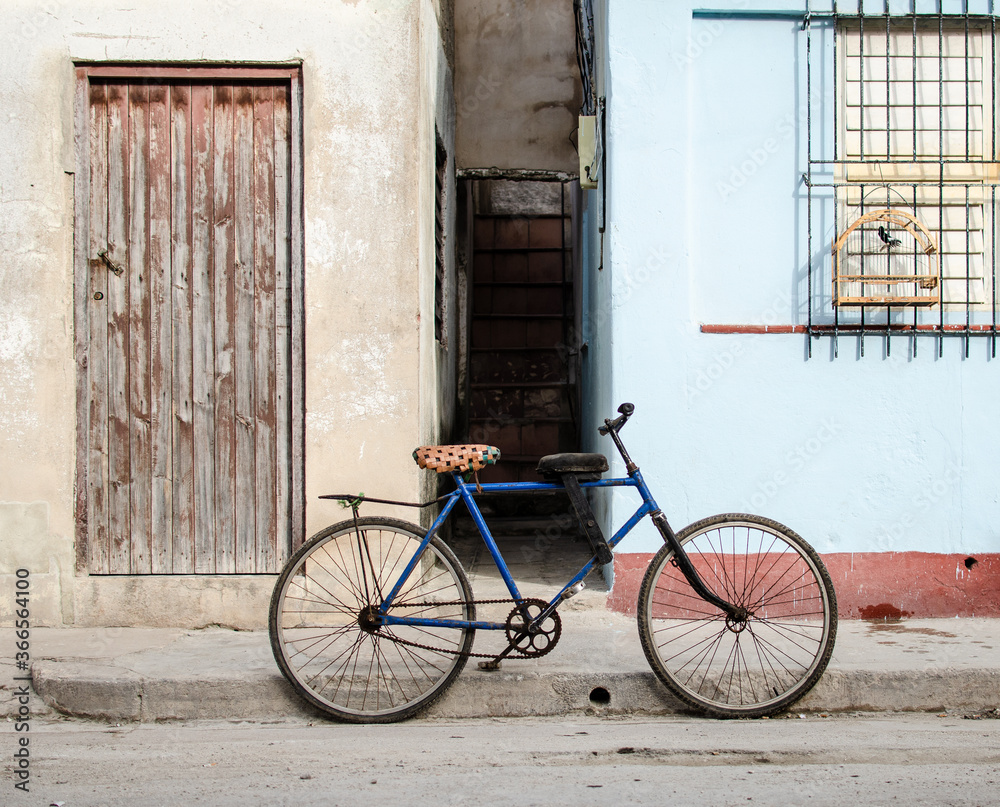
left=832, top=208, right=939, bottom=307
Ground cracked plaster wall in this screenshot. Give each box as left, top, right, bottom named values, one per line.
left=0, top=0, right=453, bottom=627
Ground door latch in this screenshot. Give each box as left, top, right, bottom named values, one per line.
left=97, top=248, right=124, bottom=276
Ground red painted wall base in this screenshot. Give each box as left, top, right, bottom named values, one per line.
left=608, top=551, right=1000, bottom=618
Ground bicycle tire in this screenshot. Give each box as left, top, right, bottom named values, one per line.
left=637, top=513, right=837, bottom=718
left=269, top=517, right=475, bottom=723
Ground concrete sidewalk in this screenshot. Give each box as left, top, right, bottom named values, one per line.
left=4, top=610, right=999, bottom=723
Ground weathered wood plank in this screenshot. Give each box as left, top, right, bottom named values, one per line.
left=74, top=68, right=92, bottom=574
left=233, top=85, right=257, bottom=574
left=191, top=82, right=216, bottom=574
left=213, top=84, right=238, bottom=575
left=272, top=84, right=292, bottom=567
left=127, top=83, right=152, bottom=574
left=289, top=73, right=305, bottom=552
left=87, top=81, right=110, bottom=575
left=148, top=83, right=173, bottom=574
left=253, top=84, right=277, bottom=574
left=106, top=82, right=132, bottom=575
left=171, top=84, right=195, bottom=574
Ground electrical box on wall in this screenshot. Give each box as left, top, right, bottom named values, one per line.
left=579, top=115, right=598, bottom=189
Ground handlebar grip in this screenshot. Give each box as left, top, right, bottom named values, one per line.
left=598, top=402, right=635, bottom=436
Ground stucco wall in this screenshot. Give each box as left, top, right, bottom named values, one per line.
left=454, top=0, right=582, bottom=171
left=586, top=1, right=1000, bottom=615
left=0, top=0, right=453, bottom=627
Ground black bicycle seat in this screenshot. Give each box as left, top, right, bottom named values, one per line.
left=536, top=453, right=609, bottom=478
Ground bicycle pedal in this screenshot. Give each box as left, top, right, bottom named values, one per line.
left=477, top=659, right=502, bottom=671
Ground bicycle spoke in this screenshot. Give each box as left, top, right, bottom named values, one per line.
left=655, top=626, right=725, bottom=671
left=387, top=633, right=436, bottom=692
left=285, top=624, right=356, bottom=659
left=748, top=624, right=820, bottom=668
left=690, top=627, right=729, bottom=696
left=313, top=631, right=369, bottom=696
left=746, top=555, right=810, bottom=612
left=747, top=629, right=785, bottom=699
left=305, top=546, right=368, bottom=608
left=732, top=636, right=759, bottom=705
left=651, top=614, right=727, bottom=642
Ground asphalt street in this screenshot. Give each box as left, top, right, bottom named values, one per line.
left=6, top=712, right=999, bottom=806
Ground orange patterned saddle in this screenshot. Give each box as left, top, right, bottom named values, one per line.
left=412, top=444, right=501, bottom=474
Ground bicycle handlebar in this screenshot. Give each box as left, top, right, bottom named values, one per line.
left=598, top=402, right=635, bottom=436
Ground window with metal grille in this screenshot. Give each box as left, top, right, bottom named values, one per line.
left=805, top=7, right=999, bottom=356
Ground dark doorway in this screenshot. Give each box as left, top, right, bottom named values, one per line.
left=463, top=179, right=581, bottom=484
left=452, top=178, right=602, bottom=595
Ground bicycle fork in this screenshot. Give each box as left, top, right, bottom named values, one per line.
left=604, top=415, right=746, bottom=623
left=650, top=510, right=748, bottom=623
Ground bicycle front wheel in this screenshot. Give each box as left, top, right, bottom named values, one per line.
left=637, top=513, right=837, bottom=718
left=269, top=517, right=475, bottom=723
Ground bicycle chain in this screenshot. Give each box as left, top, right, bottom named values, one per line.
left=376, top=598, right=560, bottom=661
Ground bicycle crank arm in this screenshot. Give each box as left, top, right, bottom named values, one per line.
left=651, top=511, right=747, bottom=622
left=476, top=641, right=520, bottom=671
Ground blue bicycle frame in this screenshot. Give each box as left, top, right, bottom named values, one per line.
left=376, top=470, right=659, bottom=632
left=363, top=401, right=744, bottom=638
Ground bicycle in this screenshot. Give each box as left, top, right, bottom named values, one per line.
left=269, top=403, right=838, bottom=723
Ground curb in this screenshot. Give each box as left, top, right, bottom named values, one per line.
left=31, top=661, right=306, bottom=722
left=31, top=662, right=1000, bottom=722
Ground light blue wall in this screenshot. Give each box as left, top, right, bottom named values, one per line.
left=579, top=0, right=616, bottom=579
left=580, top=1, right=1000, bottom=558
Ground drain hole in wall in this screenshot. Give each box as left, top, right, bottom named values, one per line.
left=589, top=687, right=611, bottom=706
left=965, top=556, right=979, bottom=570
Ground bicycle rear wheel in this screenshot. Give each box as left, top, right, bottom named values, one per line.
left=637, top=513, right=837, bottom=718
left=269, top=517, right=475, bottom=723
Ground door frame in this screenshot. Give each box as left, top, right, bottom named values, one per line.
left=72, top=62, right=306, bottom=574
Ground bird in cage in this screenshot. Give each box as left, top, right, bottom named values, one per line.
left=833, top=208, right=939, bottom=305
left=877, top=225, right=902, bottom=249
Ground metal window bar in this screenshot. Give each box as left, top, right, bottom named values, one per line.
left=805, top=1, right=999, bottom=359
left=575, top=0, right=596, bottom=117
left=939, top=10, right=945, bottom=357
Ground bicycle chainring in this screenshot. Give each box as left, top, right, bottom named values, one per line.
left=504, top=599, right=562, bottom=658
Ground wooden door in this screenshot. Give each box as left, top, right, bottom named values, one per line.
left=75, top=67, right=303, bottom=574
